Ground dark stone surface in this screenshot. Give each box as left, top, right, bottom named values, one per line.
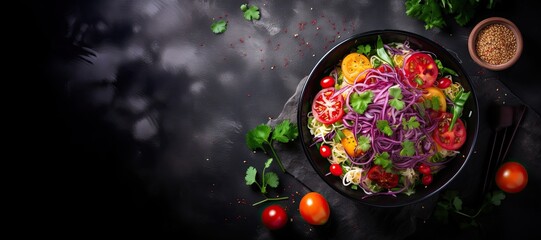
left=25, top=0, right=541, bottom=239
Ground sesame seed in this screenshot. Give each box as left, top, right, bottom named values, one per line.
left=475, top=23, right=517, bottom=65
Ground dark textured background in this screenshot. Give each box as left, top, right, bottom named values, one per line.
left=24, top=0, right=540, bottom=239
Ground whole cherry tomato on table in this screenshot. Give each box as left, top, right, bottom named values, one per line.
left=495, top=161, right=528, bottom=193
left=261, top=204, right=288, bottom=230
left=299, top=192, right=330, bottom=225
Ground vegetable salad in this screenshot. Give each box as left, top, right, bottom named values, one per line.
left=307, top=36, right=470, bottom=197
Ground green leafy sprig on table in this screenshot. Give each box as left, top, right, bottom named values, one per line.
left=434, top=190, right=505, bottom=228
left=245, top=158, right=288, bottom=206
left=405, top=0, right=497, bottom=30
left=246, top=119, right=298, bottom=173
left=210, top=3, right=261, bottom=34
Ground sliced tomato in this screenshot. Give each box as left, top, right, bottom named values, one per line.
left=340, top=129, right=363, bottom=157
left=312, top=88, right=344, bottom=124
left=432, top=113, right=467, bottom=150
left=367, top=165, right=399, bottom=189
left=341, top=53, right=372, bottom=84
left=403, top=53, right=438, bottom=88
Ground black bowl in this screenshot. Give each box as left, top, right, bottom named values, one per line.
left=297, top=30, right=479, bottom=207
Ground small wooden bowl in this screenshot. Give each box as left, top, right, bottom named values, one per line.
left=468, top=17, right=523, bottom=71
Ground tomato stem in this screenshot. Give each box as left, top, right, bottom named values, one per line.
left=252, top=196, right=289, bottom=206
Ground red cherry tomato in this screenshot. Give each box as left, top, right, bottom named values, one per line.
left=432, top=113, right=467, bottom=150
left=299, top=192, right=330, bottom=225
left=329, top=164, right=342, bottom=176
left=422, top=174, right=433, bottom=185
left=495, top=161, right=528, bottom=193
left=418, top=163, right=431, bottom=175
left=320, top=76, right=335, bottom=88
left=319, top=144, right=332, bottom=158
left=261, top=205, right=288, bottom=230
left=311, top=88, right=344, bottom=125
left=403, top=52, right=438, bottom=88
left=436, top=77, right=452, bottom=89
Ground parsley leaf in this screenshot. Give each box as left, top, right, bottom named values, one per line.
left=377, top=120, right=393, bottom=136
left=241, top=4, right=260, bottom=21
left=245, top=166, right=257, bottom=185
left=245, top=158, right=285, bottom=205
left=210, top=20, right=227, bottom=34
left=272, top=119, right=298, bottom=143
left=246, top=120, right=299, bottom=173
left=246, top=124, right=271, bottom=151
left=400, top=140, right=415, bottom=157
left=423, top=96, right=441, bottom=111
left=402, top=116, right=420, bottom=130
left=264, top=172, right=279, bottom=188
left=357, top=135, right=371, bottom=152
left=356, top=44, right=372, bottom=56
left=350, top=91, right=374, bottom=114
left=374, top=152, right=392, bottom=170
left=389, top=86, right=405, bottom=110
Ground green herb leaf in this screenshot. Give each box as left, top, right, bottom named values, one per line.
left=452, top=196, right=463, bottom=211
left=402, top=116, right=420, bottom=130
left=376, top=35, right=394, bottom=67
left=272, top=119, right=298, bottom=143
left=264, top=172, right=279, bottom=188
left=245, top=166, right=257, bottom=185
left=356, top=44, right=372, bottom=56
left=241, top=4, right=260, bottom=21
left=490, top=190, right=506, bottom=205
left=246, top=124, right=271, bottom=151
left=376, top=120, right=393, bottom=136
left=357, top=135, right=371, bottom=152
left=264, top=158, right=273, bottom=169
left=350, top=91, right=374, bottom=114
left=210, top=20, right=227, bottom=34
left=374, top=152, right=392, bottom=170
left=400, top=140, right=415, bottom=157
left=435, top=59, right=458, bottom=76
left=389, top=86, right=405, bottom=110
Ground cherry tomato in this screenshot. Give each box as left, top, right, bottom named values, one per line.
left=319, top=144, right=332, bottom=158
left=367, top=165, right=399, bottom=189
left=341, top=53, right=372, bottom=84
left=403, top=52, right=438, bottom=88
left=422, top=174, right=433, bottom=185
left=330, top=164, right=343, bottom=176
left=422, top=87, right=447, bottom=112
left=311, top=88, right=344, bottom=125
left=432, top=113, right=467, bottom=150
left=340, top=129, right=363, bottom=157
left=320, top=76, right=335, bottom=88
left=436, top=77, right=452, bottom=89
left=495, top=161, right=528, bottom=193
left=261, top=204, right=288, bottom=230
left=418, top=163, right=431, bottom=175
left=299, top=192, right=330, bottom=225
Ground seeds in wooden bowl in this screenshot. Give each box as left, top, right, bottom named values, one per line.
left=475, top=23, right=517, bottom=65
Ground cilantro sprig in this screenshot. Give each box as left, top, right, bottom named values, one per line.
left=246, top=119, right=298, bottom=173
left=210, top=20, right=227, bottom=34
left=350, top=91, right=374, bottom=114
left=376, top=120, right=393, bottom=136
left=389, top=86, right=405, bottom=110
left=240, top=3, right=260, bottom=21
left=245, top=158, right=288, bottom=206
left=434, top=190, right=505, bottom=228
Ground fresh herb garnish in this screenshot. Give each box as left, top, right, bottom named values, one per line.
left=240, top=3, right=260, bottom=21
left=435, top=59, right=458, bottom=76
left=389, top=86, right=405, bottom=110
left=356, top=44, right=372, bottom=56
left=357, top=135, right=371, bottom=152
left=423, top=96, right=441, bottom=111
left=246, top=119, right=298, bottom=173
left=376, top=120, right=393, bottom=136
left=434, top=190, right=505, bottom=228
left=350, top=91, right=374, bottom=114
left=400, top=140, right=416, bottom=157
left=376, top=35, right=394, bottom=67
left=405, top=0, right=496, bottom=30
left=402, top=116, right=420, bottom=130
left=374, top=152, right=392, bottom=171
left=245, top=158, right=289, bottom=206
left=210, top=20, right=227, bottom=34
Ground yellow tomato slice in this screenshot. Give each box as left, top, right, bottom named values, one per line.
left=422, top=87, right=447, bottom=112
left=341, top=53, right=372, bottom=84
left=341, top=129, right=363, bottom=157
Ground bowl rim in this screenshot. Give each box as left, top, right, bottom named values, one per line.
left=468, top=17, right=523, bottom=71
left=298, top=29, right=480, bottom=207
